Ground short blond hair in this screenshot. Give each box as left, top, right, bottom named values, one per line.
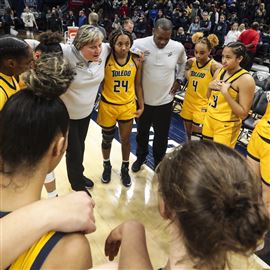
left=73, top=25, right=104, bottom=50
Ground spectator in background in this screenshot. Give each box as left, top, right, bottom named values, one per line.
left=173, top=27, right=188, bottom=44
left=56, top=5, right=63, bottom=19
left=238, top=21, right=260, bottom=71
left=45, top=9, right=52, bottom=23
left=148, top=4, right=158, bottom=28
left=119, top=1, right=129, bottom=18
left=227, top=12, right=238, bottom=26
left=199, top=11, right=211, bottom=35
left=65, top=10, right=76, bottom=28
left=78, top=10, right=87, bottom=27
left=213, top=14, right=227, bottom=47
left=190, top=1, right=201, bottom=21
left=134, top=14, right=147, bottom=38
left=21, top=6, right=38, bottom=39
left=171, top=6, right=182, bottom=32
left=209, top=4, right=219, bottom=32
left=187, top=16, right=200, bottom=35
left=123, top=18, right=136, bottom=40
left=179, top=10, right=190, bottom=32
left=47, top=10, right=62, bottom=33
left=224, top=22, right=240, bottom=45
left=89, top=12, right=107, bottom=41
left=154, top=9, right=165, bottom=24
left=238, top=2, right=248, bottom=23
left=255, top=9, right=265, bottom=24
left=112, top=14, right=121, bottom=30
left=2, top=8, right=14, bottom=35
left=257, top=24, right=270, bottom=61
left=238, top=23, right=246, bottom=34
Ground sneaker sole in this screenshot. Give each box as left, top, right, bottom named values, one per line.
left=122, top=181, right=131, bottom=188
left=101, top=177, right=111, bottom=184
left=120, top=174, right=131, bottom=187
left=85, top=185, right=94, bottom=189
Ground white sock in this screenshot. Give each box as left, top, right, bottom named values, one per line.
left=191, top=135, right=201, bottom=141
left=47, top=190, right=58, bottom=198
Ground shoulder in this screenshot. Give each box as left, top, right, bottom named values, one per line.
left=186, top=57, right=195, bottom=67
left=41, top=233, right=91, bottom=269
left=131, top=53, right=141, bottom=67
left=133, top=37, right=151, bottom=47
left=213, top=67, right=223, bottom=78
left=211, top=60, right=222, bottom=73
left=238, top=72, right=255, bottom=84
left=60, top=43, right=71, bottom=53
left=102, top=42, right=111, bottom=57
left=188, top=57, right=195, bottom=64
left=236, top=72, right=255, bottom=93
left=169, top=39, right=185, bottom=50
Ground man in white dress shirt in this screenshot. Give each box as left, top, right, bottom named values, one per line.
left=131, top=18, right=187, bottom=171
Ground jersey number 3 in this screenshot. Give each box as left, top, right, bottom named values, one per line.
left=210, top=95, right=218, bottom=108
left=114, top=80, right=129, bottom=92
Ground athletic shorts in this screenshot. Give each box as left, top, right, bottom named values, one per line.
left=247, top=130, right=270, bottom=185
left=97, top=100, right=136, bottom=128
left=180, top=99, right=207, bottom=126
left=202, top=114, right=242, bottom=148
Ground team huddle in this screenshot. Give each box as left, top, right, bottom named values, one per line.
left=0, top=17, right=270, bottom=270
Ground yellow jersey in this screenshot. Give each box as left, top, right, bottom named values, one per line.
left=207, top=68, right=249, bottom=122
left=0, top=211, right=64, bottom=270
left=185, top=59, right=214, bottom=107
left=256, top=96, right=270, bottom=140
left=102, top=52, right=137, bottom=105
left=0, top=72, right=20, bottom=110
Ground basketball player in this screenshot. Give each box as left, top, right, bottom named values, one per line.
left=0, top=55, right=92, bottom=269
left=24, top=31, right=64, bottom=198
left=202, top=42, right=255, bottom=148
left=247, top=93, right=270, bottom=214
left=105, top=141, right=269, bottom=269
left=1, top=192, right=96, bottom=269
left=97, top=28, right=144, bottom=187
left=0, top=36, right=33, bottom=110
left=180, top=32, right=221, bottom=140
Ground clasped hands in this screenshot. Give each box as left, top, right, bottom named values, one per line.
left=210, top=79, right=231, bottom=94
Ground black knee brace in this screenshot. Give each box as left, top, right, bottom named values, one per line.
left=102, top=128, right=115, bottom=149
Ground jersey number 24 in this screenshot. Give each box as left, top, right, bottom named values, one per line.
left=114, top=80, right=129, bottom=92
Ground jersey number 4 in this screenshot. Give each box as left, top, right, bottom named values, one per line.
left=193, top=80, right=198, bottom=92
left=114, top=80, right=129, bottom=92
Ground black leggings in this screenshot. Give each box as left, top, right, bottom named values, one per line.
left=66, top=114, right=91, bottom=191
left=136, top=102, right=173, bottom=168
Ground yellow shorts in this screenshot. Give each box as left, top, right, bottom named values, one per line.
left=180, top=99, right=207, bottom=126
left=97, top=100, right=136, bottom=128
left=247, top=130, right=270, bottom=185
left=202, top=115, right=242, bottom=148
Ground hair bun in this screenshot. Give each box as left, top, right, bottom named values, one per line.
left=207, top=34, right=219, bottom=48
left=38, top=31, right=63, bottom=46
left=192, top=32, right=204, bottom=44
left=24, top=53, right=75, bottom=99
